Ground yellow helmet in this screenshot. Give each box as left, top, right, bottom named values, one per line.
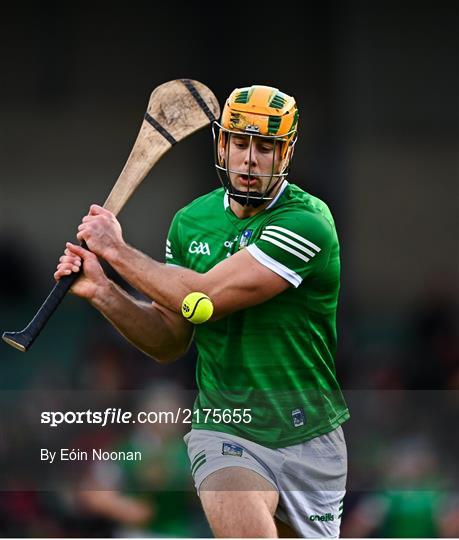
left=213, top=85, right=299, bottom=207
left=221, top=85, right=298, bottom=159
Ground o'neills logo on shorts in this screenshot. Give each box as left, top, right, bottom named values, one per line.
left=309, top=513, right=334, bottom=522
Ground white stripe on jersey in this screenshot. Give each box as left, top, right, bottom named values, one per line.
left=264, top=225, right=321, bottom=253
left=246, top=244, right=302, bottom=288
left=260, top=235, right=310, bottom=263
left=166, top=239, right=172, bottom=259
left=261, top=230, right=317, bottom=258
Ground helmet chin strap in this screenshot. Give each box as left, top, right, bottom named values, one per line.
left=228, top=189, right=266, bottom=208
left=228, top=178, right=282, bottom=208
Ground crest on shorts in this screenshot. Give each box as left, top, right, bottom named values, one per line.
left=291, top=408, right=306, bottom=427
left=222, top=442, right=243, bottom=457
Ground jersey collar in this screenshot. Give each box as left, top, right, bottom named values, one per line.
left=223, top=180, right=289, bottom=211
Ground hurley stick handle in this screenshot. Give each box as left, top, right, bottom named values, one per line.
left=2, top=271, right=81, bottom=352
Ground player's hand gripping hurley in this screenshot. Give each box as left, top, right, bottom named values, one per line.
left=2, top=79, right=220, bottom=352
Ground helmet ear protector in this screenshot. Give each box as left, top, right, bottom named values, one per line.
left=213, top=85, right=299, bottom=206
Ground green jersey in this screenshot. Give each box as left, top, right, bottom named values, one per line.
left=166, top=181, right=349, bottom=448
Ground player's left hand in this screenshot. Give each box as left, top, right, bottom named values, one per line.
left=76, top=204, right=124, bottom=260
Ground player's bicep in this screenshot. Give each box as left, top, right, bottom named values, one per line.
left=247, top=215, right=334, bottom=287
left=202, top=249, right=290, bottom=319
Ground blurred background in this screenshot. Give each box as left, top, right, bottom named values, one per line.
left=0, top=0, right=458, bottom=537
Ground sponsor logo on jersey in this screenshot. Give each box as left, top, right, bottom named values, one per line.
left=225, top=236, right=238, bottom=257
left=222, top=442, right=243, bottom=457
left=309, top=513, right=335, bottom=522
left=188, top=241, right=211, bottom=255
left=291, top=407, right=305, bottom=427
left=238, top=229, right=253, bottom=250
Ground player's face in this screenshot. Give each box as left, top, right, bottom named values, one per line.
left=226, top=133, right=283, bottom=194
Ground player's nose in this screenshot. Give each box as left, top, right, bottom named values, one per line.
left=242, top=146, right=258, bottom=167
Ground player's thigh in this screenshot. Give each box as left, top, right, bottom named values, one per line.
left=276, top=426, right=347, bottom=538
left=275, top=517, right=299, bottom=538
left=200, top=466, right=279, bottom=528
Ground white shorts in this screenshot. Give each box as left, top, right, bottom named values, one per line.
left=184, top=427, right=347, bottom=538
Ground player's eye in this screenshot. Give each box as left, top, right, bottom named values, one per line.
left=233, top=139, right=248, bottom=148
left=259, top=144, right=274, bottom=153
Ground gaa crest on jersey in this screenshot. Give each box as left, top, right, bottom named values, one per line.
left=222, top=442, right=244, bottom=457
left=238, top=229, right=253, bottom=250
left=291, top=408, right=306, bottom=427
left=188, top=240, right=211, bottom=255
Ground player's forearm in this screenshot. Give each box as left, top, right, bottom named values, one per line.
left=106, top=243, right=205, bottom=312
left=90, top=280, right=193, bottom=363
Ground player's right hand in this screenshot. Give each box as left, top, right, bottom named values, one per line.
left=54, top=242, right=107, bottom=300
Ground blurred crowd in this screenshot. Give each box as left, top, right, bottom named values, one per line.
left=0, top=235, right=458, bottom=537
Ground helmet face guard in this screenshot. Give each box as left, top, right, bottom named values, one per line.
left=212, top=122, right=297, bottom=207
left=213, top=85, right=299, bottom=208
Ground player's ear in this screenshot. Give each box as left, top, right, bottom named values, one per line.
left=218, top=132, right=227, bottom=164
left=279, top=143, right=294, bottom=172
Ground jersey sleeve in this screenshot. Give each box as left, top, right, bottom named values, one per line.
left=165, top=211, right=185, bottom=267
left=246, top=211, right=334, bottom=287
